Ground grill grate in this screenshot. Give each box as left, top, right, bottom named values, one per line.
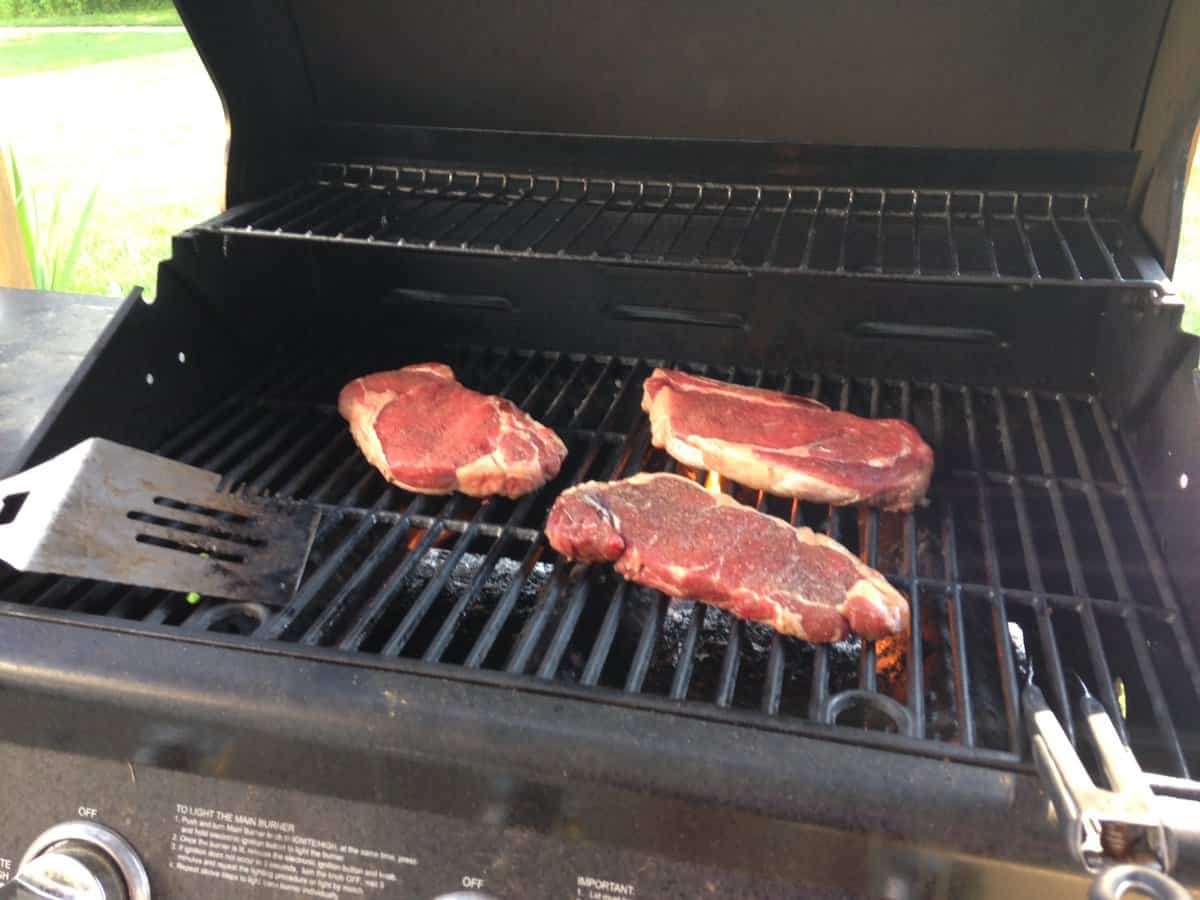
left=3, top=348, right=1199, bottom=777
left=204, top=163, right=1168, bottom=289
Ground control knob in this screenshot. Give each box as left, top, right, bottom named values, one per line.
left=0, top=821, right=149, bottom=900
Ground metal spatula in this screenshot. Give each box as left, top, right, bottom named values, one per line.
left=0, top=439, right=319, bottom=605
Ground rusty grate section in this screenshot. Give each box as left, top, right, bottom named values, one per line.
left=2, top=347, right=1198, bottom=776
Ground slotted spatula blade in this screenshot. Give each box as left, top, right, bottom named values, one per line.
left=0, top=439, right=319, bottom=605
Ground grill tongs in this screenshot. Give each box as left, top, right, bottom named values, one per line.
left=1023, top=680, right=1196, bottom=899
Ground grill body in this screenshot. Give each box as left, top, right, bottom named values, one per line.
left=3, top=2, right=1200, bottom=897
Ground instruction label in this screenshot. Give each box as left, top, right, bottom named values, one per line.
left=169, top=804, right=417, bottom=899
left=577, top=874, right=636, bottom=899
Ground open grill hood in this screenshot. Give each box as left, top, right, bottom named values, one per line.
left=176, top=0, right=1198, bottom=268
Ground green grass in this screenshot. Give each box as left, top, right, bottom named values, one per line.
left=0, top=30, right=190, bottom=77
left=1, top=37, right=225, bottom=298
left=70, top=198, right=205, bottom=297
left=8, top=145, right=99, bottom=291
left=0, top=8, right=179, bottom=26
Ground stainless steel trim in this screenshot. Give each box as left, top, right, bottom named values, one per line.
left=18, top=822, right=149, bottom=900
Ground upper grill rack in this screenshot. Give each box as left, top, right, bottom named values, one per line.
left=205, top=162, right=1169, bottom=290
left=2, top=347, right=1198, bottom=780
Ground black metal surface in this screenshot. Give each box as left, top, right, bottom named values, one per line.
left=5, top=276, right=249, bottom=478
left=207, top=164, right=1169, bottom=290
left=177, top=2, right=1175, bottom=207
left=174, top=0, right=1200, bottom=273
left=1097, top=297, right=1200, bottom=643
left=313, top=131, right=1147, bottom=194
left=0, top=289, right=123, bottom=475
left=3, top=345, right=1198, bottom=782
left=0, top=615, right=1125, bottom=899
left=0, top=741, right=836, bottom=900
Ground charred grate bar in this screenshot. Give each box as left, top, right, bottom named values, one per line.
left=3, top=348, right=1199, bottom=779
left=203, top=163, right=1169, bottom=289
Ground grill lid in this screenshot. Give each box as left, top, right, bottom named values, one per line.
left=178, top=1, right=1174, bottom=204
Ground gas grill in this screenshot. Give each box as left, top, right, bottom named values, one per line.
left=2, top=2, right=1200, bottom=898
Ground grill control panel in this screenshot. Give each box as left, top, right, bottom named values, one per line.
left=0, top=742, right=813, bottom=899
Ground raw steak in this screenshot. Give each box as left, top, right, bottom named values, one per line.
left=338, top=363, right=567, bottom=498
left=545, top=472, right=909, bottom=642
left=642, top=369, right=933, bottom=511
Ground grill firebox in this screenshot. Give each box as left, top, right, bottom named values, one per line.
left=5, top=344, right=1197, bottom=781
